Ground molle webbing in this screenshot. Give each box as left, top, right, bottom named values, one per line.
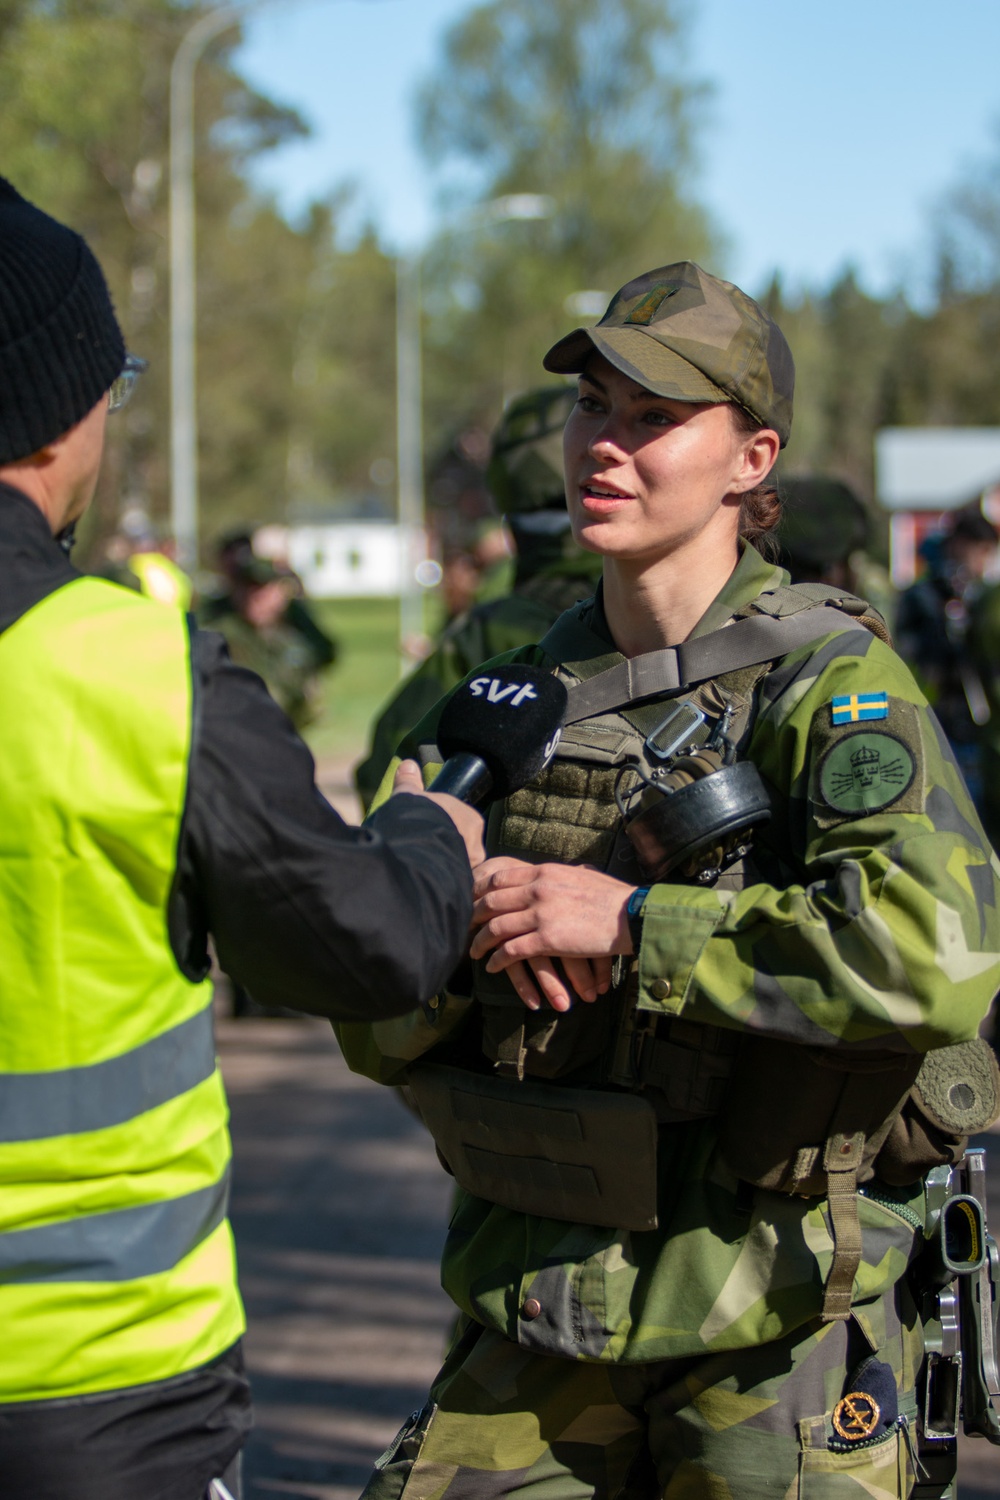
left=553, top=605, right=871, bottom=725
left=500, top=759, right=621, bottom=864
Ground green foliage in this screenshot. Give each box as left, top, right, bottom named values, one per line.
left=769, top=272, right=904, bottom=501
left=304, top=597, right=403, bottom=760
left=0, top=0, right=324, bottom=555
left=414, top=0, right=718, bottom=449
left=7, top=0, right=1000, bottom=593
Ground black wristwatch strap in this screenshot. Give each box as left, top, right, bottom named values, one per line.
left=626, top=886, right=650, bottom=953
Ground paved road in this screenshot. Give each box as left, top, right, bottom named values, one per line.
left=222, top=1015, right=453, bottom=1500
left=219, top=753, right=998, bottom=1498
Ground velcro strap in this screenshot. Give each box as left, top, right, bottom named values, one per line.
left=636, top=1033, right=738, bottom=1118
left=495, top=1023, right=528, bottom=1081
left=821, top=1131, right=866, bottom=1322
left=562, top=608, right=865, bottom=725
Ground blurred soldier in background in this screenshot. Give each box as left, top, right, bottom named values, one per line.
left=356, top=386, right=602, bottom=808
left=777, top=474, right=896, bottom=625
left=966, top=575, right=1000, bottom=851
left=896, top=507, right=998, bottom=804
left=201, top=529, right=337, bottom=731
left=94, top=511, right=193, bottom=609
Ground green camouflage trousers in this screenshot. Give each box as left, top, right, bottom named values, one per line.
left=363, top=1285, right=923, bottom=1500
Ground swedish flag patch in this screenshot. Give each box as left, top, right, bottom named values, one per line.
left=831, top=693, right=889, bottom=725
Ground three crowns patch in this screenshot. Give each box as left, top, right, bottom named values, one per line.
left=818, top=730, right=916, bottom=815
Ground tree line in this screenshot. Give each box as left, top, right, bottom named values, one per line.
left=3, top=0, right=1000, bottom=563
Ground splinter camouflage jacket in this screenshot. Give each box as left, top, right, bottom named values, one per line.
left=336, top=542, right=1000, bottom=1365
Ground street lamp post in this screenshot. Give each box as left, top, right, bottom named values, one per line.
left=394, top=194, right=554, bottom=671
left=169, top=5, right=241, bottom=572
left=395, top=255, right=424, bottom=667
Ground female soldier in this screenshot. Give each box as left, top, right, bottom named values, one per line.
left=339, top=262, right=1000, bottom=1499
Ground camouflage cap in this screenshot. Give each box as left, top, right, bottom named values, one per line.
left=486, top=386, right=577, bottom=514
left=543, top=262, right=794, bottom=447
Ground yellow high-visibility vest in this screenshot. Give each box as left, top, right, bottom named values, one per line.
left=0, top=577, right=243, bottom=1401
left=127, top=551, right=193, bottom=610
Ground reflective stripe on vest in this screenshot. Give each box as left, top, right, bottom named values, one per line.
left=0, top=578, right=243, bottom=1401
left=0, top=1168, right=230, bottom=1283
left=0, top=1006, right=215, bottom=1143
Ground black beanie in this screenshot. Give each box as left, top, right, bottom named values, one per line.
left=0, top=176, right=126, bottom=463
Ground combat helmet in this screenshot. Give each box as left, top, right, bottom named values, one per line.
left=777, top=476, right=869, bottom=577
left=486, top=386, right=576, bottom=515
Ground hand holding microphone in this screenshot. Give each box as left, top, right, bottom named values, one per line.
left=391, top=664, right=568, bottom=866
left=392, top=760, right=486, bottom=867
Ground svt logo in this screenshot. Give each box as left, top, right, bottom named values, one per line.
left=468, top=677, right=539, bottom=707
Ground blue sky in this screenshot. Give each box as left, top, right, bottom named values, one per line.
left=236, top=0, right=1000, bottom=300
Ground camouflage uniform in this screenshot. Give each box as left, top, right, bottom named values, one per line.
left=339, top=544, right=999, bottom=1498
left=337, top=267, right=1000, bottom=1498
left=201, top=562, right=336, bottom=732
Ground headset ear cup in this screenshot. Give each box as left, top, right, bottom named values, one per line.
left=624, top=760, right=771, bottom=882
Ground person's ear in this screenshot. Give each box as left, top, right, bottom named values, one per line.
left=737, top=429, right=780, bottom=491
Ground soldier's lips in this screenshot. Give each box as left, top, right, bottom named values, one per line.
left=578, top=483, right=635, bottom=514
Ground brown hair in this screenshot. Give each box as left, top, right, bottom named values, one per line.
left=729, top=405, right=781, bottom=558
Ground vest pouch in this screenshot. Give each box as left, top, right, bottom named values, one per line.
left=717, top=1036, right=921, bottom=1196
left=718, top=1037, right=922, bottom=1321
left=875, top=1038, right=1000, bottom=1187
left=408, top=1061, right=659, bottom=1230
left=475, top=962, right=618, bottom=1079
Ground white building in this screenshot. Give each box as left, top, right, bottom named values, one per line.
left=875, top=428, right=1000, bottom=586
left=255, top=521, right=427, bottom=599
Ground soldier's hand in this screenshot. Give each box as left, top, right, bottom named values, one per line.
left=470, top=857, right=633, bottom=1011
left=391, top=759, right=486, bottom=867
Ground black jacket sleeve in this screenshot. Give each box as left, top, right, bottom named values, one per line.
left=169, top=629, right=473, bottom=1020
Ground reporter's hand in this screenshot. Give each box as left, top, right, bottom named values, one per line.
left=391, top=759, right=486, bottom=867
left=470, top=856, right=634, bottom=1011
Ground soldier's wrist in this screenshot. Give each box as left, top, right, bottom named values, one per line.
left=626, top=886, right=651, bottom=954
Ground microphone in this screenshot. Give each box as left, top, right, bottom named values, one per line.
left=430, top=665, right=568, bottom=805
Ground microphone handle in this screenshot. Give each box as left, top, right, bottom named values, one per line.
left=429, top=752, right=494, bottom=805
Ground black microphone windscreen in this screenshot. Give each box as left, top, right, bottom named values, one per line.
left=436, top=664, right=567, bottom=801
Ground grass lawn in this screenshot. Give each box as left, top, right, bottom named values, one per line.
left=303, top=597, right=407, bottom=766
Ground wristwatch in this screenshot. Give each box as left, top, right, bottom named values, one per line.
left=626, top=886, right=650, bottom=953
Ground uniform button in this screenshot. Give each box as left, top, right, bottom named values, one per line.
left=521, top=1297, right=542, bottom=1320
left=649, top=978, right=672, bottom=1000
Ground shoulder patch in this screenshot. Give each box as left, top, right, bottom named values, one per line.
left=810, top=697, right=925, bottom=826
left=831, top=692, right=888, bottom=724
left=818, top=732, right=915, bottom=815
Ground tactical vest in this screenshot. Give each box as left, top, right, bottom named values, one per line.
left=0, top=578, right=243, bottom=1400
left=410, top=583, right=1000, bottom=1321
